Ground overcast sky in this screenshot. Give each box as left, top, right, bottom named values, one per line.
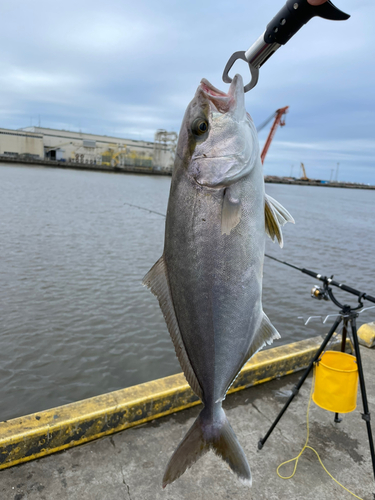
left=0, top=0, right=374, bottom=183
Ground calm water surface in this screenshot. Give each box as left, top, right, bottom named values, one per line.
left=1, top=163, right=374, bottom=420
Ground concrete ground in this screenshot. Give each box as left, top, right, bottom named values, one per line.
left=1, top=346, right=374, bottom=500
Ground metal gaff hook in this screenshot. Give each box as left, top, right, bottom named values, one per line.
left=222, top=0, right=350, bottom=93
left=222, top=51, right=259, bottom=93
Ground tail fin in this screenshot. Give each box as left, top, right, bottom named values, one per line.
left=162, top=406, right=251, bottom=488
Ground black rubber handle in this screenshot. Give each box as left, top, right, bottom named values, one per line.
left=264, top=0, right=350, bottom=45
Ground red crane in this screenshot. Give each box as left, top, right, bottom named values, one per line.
left=259, top=106, right=289, bottom=164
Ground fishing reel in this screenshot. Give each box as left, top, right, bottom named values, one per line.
left=311, top=285, right=330, bottom=301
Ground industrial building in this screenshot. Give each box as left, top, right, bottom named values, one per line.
left=0, top=126, right=177, bottom=172
left=0, top=128, right=44, bottom=159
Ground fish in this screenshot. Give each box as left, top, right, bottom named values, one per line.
left=143, top=74, right=294, bottom=487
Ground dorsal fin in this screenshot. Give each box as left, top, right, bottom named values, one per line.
left=264, top=194, right=294, bottom=248
left=142, top=256, right=203, bottom=399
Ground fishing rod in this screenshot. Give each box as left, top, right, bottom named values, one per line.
left=124, top=201, right=375, bottom=305
left=126, top=199, right=375, bottom=486
left=265, top=253, right=375, bottom=304
left=261, top=259, right=375, bottom=493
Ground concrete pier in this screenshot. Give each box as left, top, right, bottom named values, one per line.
left=264, top=175, right=375, bottom=190
left=0, top=345, right=373, bottom=500
left=0, top=157, right=172, bottom=176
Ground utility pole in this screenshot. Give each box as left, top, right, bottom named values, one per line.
left=335, top=162, right=340, bottom=182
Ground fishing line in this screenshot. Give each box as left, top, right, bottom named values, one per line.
left=123, top=202, right=166, bottom=218
left=277, top=369, right=364, bottom=500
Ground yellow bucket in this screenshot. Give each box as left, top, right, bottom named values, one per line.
left=312, top=351, right=358, bottom=413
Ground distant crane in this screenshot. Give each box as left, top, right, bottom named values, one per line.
left=257, top=106, right=289, bottom=164
left=300, top=162, right=309, bottom=180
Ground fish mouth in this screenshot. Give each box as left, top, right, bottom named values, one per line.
left=200, top=79, right=228, bottom=98
left=199, top=75, right=244, bottom=114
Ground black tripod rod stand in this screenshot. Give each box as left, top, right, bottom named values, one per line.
left=258, top=288, right=375, bottom=496
left=350, top=313, right=375, bottom=490
left=257, top=313, right=340, bottom=449
left=334, top=315, right=349, bottom=423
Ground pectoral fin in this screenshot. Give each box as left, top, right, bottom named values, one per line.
left=142, top=256, right=203, bottom=399
left=264, top=194, right=295, bottom=248
left=221, top=189, right=242, bottom=236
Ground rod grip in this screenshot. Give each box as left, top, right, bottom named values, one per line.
left=264, top=0, right=350, bottom=45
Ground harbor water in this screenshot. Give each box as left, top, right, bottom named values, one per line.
left=0, top=163, right=374, bottom=421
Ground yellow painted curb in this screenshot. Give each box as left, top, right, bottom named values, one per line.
left=0, top=334, right=347, bottom=470
left=358, top=322, right=375, bottom=348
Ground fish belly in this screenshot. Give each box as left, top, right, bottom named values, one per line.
left=164, top=171, right=265, bottom=405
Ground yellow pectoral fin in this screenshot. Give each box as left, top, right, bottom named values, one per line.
left=264, top=194, right=295, bottom=248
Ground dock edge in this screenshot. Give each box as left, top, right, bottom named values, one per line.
left=0, top=335, right=348, bottom=470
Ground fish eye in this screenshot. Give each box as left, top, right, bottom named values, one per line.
left=192, top=118, right=209, bottom=136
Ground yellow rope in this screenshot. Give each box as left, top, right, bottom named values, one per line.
left=276, top=366, right=363, bottom=500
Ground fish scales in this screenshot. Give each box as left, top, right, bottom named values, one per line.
left=165, top=172, right=264, bottom=402
left=143, top=74, right=294, bottom=487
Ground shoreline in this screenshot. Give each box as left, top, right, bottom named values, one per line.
left=1, top=157, right=374, bottom=188
left=0, top=335, right=349, bottom=471
left=264, top=175, right=375, bottom=190
left=0, top=156, right=172, bottom=176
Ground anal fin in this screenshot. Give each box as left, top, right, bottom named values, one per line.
left=142, top=256, right=203, bottom=399
left=246, top=312, right=281, bottom=361
left=223, top=312, right=281, bottom=397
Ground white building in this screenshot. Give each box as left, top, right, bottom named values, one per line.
left=0, top=126, right=175, bottom=171
left=0, top=128, right=44, bottom=159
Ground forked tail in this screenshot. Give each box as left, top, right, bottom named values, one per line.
left=163, top=405, right=251, bottom=487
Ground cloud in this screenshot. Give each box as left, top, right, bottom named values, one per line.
left=0, top=66, right=85, bottom=102
left=0, top=0, right=373, bottom=182
left=275, top=138, right=375, bottom=156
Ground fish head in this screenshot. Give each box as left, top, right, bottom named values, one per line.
left=176, top=74, right=259, bottom=188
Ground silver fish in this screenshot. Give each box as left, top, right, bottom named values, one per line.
left=143, top=74, right=294, bottom=487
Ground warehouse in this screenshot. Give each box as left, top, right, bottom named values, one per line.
left=0, top=128, right=44, bottom=159
left=0, top=126, right=176, bottom=171
left=22, top=126, right=175, bottom=170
